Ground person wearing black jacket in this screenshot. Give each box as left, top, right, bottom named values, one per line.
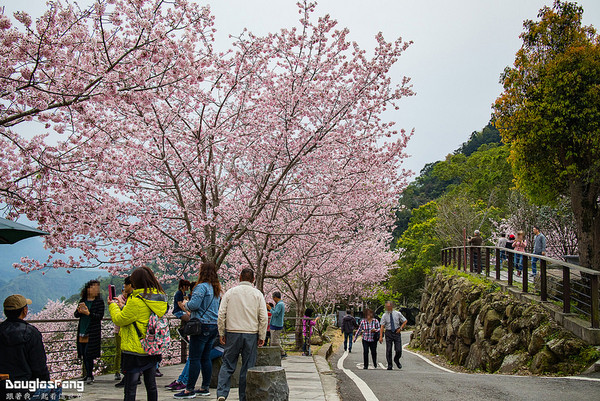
left=341, top=311, right=359, bottom=353
left=74, top=280, right=105, bottom=384
left=0, top=294, right=52, bottom=399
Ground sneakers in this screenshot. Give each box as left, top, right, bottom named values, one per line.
left=396, top=361, right=402, bottom=369
left=171, top=382, right=186, bottom=391
left=217, top=397, right=226, bottom=401
left=155, top=369, right=164, bottom=377
left=115, top=378, right=126, bottom=388
left=165, top=380, right=179, bottom=389
left=114, top=373, right=121, bottom=381
left=195, top=389, right=210, bottom=397
left=387, top=366, right=393, bottom=370
left=173, top=390, right=196, bottom=399
left=85, top=377, right=94, bottom=385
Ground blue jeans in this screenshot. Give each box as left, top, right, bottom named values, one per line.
left=343, top=332, right=354, bottom=351
left=174, top=310, right=185, bottom=319
left=178, top=358, right=189, bottom=384
left=515, top=254, right=523, bottom=272
left=217, top=332, right=258, bottom=401
left=186, top=323, right=218, bottom=392
left=532, top=256, right=540, bottom=275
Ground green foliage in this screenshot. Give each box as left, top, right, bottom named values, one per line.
left=392, top=162, right=456, bottom=243
left=434, top=144, right=513, bottom=211
left=388, top=202, right=442, bottom=305
left=438, top=266, right=500, bottom=292
left=494, top=0, right=600, bottom=269
left=392, top=123, right=504, bottom=244
left=455, top=123, right=502, bottom=157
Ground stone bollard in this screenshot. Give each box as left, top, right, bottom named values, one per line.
left=245, top=366, right=289, bottom=401
left=210, top=357, right=242, bottom=388
left=256, top=346, right=282, bottom=367
left=210, top=346, right=281, bottom=388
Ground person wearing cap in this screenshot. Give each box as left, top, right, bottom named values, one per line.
left=0, top=295, right=52, bottom=399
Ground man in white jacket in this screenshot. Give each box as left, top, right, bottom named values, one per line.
left=217, top=268, right=268, bottom=401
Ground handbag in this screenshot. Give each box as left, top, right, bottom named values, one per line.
left=183, top=286, right=215, bottom=336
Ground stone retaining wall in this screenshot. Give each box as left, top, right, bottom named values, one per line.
left=409, top=269, right=599, bottom=375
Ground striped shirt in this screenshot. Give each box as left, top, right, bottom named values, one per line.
left=356, top=318, right=381, bottom=342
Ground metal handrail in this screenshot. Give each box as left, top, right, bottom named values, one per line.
left=441, top=245, right=600, bottom=329
left=442, top=245, right=600, bottom=276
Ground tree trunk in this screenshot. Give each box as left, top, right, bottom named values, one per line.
left=294, top=279, right=310, bottom=350
left=569, top=181, right=600, bottom=271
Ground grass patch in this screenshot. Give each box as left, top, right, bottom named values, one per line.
left=438, top=266, right=500, bottom=292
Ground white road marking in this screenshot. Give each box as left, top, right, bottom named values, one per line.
left=338, top=351, right=379, bottom=401
left=402, top=340, right=600, bottom=382
left=402, top=342, right=455, bottom=374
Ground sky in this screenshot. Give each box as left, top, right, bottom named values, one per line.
left=2, top=0, right=600, bottom=175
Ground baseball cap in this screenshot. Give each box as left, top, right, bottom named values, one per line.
left=3, top=294, right=32, bottom=310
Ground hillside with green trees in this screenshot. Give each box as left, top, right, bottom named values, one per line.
left=386, top=121, right=578, bottom=307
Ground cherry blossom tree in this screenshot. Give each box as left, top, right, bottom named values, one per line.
left=1, top=0, right=214, bottom=219
left=2, top=1, right=413, bottom=280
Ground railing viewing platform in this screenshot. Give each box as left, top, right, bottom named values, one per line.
left=441, top=246, right=600, bottom=332
left=23, top=316, right=307, bottom=379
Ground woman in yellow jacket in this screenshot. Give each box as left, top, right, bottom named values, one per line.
left=109, top=266, right=168, bottom=401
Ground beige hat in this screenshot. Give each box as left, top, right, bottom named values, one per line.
left=3, top=294, right=32, bottom=310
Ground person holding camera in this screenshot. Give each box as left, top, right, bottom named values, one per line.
left=74, top=280, right=105, bottom=385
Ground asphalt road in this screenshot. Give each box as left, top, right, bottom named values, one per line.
left=333, top=333, right=600, bottom=401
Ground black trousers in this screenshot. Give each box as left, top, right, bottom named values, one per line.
left=122, top=354, right=159, bottom=401
left=385, top=330, right=402, bottom=367
left=362, top=340, right=377, bottom=368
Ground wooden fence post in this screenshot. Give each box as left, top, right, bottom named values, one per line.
left=590, top=275, right=599, bottom=329
left=495, top=248, right=501, bottom=280
left=508, top=251, right=514, bottom=287
left=563, top=266, right=571, bottom=314
left=522, top=255, right=528, bottom=293
left=540, top=259, right=547, bottom=302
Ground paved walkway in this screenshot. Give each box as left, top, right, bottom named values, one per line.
left=334, top=333, right=600, bottom=401
left=65, top=356, right=327, bottom=400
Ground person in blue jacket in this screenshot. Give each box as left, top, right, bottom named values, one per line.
left=269, top=291, right=286, bottom=358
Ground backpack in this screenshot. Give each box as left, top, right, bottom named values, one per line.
left=134, top=296, right=171, bottom=355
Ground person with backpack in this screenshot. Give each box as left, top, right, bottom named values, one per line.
left=74, top=280, right=105, bottom=384
left=341, top=310, right=358, bottom=353
left=174, top=262, right=221, bottom=399
left=109, top=266, right=169, bottom=401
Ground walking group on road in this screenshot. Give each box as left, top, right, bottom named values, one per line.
left=345, top=301, right=407, bottom=371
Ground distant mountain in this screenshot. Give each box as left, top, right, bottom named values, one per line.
left=0, top=236, right=109, bottom=314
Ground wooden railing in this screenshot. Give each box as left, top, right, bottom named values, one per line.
left=441, top=246, right=600, bottom=329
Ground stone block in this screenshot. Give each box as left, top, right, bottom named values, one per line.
left=458, top=318, right=475, bottom=344
left=531, top=348, right=557, bottom=374
left=483, top=309, right=501, bottom=339
left=498, top=353, right=529, bottom=374
left=257, top=346, right=282, bottom=367
left=210, top=357, right=242, bottom=388
left=490, top=326, right=506, bottom=345
left=246, top=366, right=289, bottom=401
